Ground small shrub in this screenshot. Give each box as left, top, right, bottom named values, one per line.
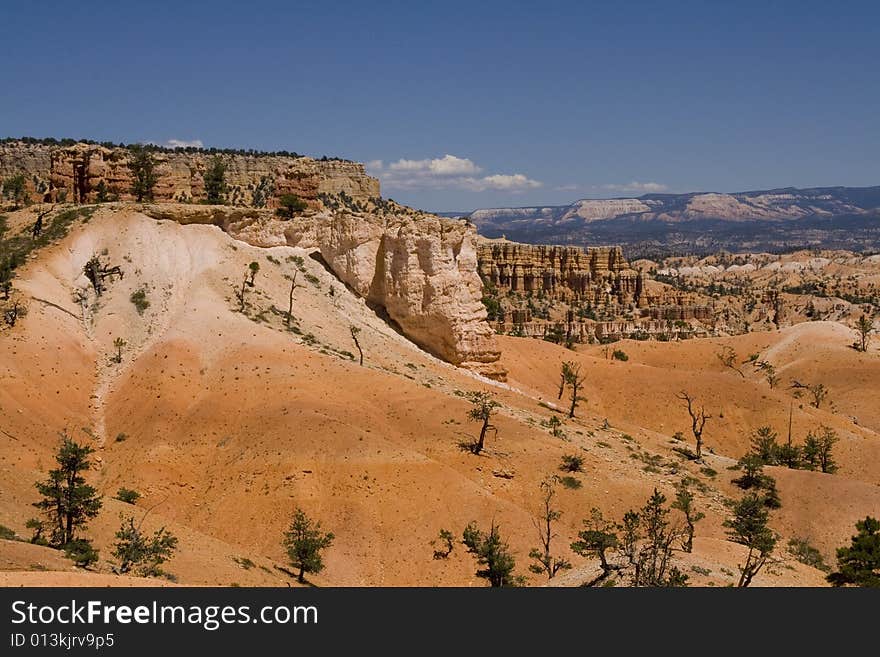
left=612, top=349, right=629, bottom=362
left=559, top=476, right=582, bottom=490
left=788, top=537, right=831, bottom=572
left=129, top=288, right=150, bottom=315
left=64, top=539, right=100, bottom=568
left=276, top=194, right=308, bottom=219
left=116, top=488, right=141, bottom=504
left=115, top=433, right=128, bottom=443
left=559, top=454, right=585, bottom=473
left=234, top=556, right=256, bottom=570
left=0, top=524, right=17, bottom=540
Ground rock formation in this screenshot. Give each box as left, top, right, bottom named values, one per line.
left=143, top=203, right=506, bottom=380
left=0, top=141, right=379, bottom=207
left=477, top=241, right=645, bottom=307
left=477, top=239, right=712, bottom=342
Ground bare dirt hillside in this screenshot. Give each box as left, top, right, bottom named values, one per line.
left=2, top=205, right=877, bottom=587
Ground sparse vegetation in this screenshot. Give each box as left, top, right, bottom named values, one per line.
left=462, top=520, right=521, bottom=587
left=612, top=349, right=629, bottom=362
left=129, top=288, right=150, bottom=315
left=350, top=325, right=364, bottom=366
left=113, top=517, right=178, bottom=577
left=676, top=391, right=711, bottom=460
left=724, top=493, right=777, bottom=587
left=2, top=174, right=28, bottom=208
left=203, top=156, right=227, bottom=204
left=32, top=432, right=102, bottom=561
left=571, top=508, right=618, bottom=579
left=787, top=537, right=830, bottom=572
left=790, top=380, right=828, bottom=409
left=128, top=145, right=158, bottom=201
left=283, top=508, right=335, bottom=583
left=431, top=529, right=455, bottom=560
left=465, top=391, right=499, bottom=455
left=528, top=479, right=572, bottom=579
left=853, top=315, right=874, bottom=352
left=276, top=194, right=308, bottom=219
left=116, top=488, right=141, bottom=504
left=83, top=254, right=124, bottom=297
left=827, top=516, right=880, bottom=587
left=716, top=345, right=744, bottom=377
left=111, top=337, right=127, bottom=364
left=672, top=480, right=705, bottom=553
left=559, top=454, right=584, bottom=473
left=565, top=363, right=587, bottom=418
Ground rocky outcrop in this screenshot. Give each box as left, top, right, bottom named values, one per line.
left=477, top=241, right=645, bottom=307
left=0, top=141, right=379, bottom=207
left=143, top=203, right=506, bottom=380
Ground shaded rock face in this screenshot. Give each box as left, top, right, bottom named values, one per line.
left=143, top=204, right=506, bottom=380
left=0, top=142, right=379, bottom=206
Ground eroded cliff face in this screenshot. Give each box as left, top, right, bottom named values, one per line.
left=477, top=241, right=644, bottom=306
left=0, top=141, right=379, bottom=206
left=143, top=203, right=506, bottom=380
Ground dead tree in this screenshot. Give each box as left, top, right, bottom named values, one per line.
left=528, top=478, right=572, bottom=579
left=285, top=271, right=299, bottom=328
left=790, top=380, right=828, bottom=409
left=566, top=364, right=587, bottom=418
left=350, top=325, right=364, bottom=366
left=3, top=301, right=26, bottom=327
left=717, top=346, right=744, bottom=377
left=32, top=205, right=55, bottom=239
left=677, top=391, right=711, bottom=459
left=234, top=275, right=248, bottom=312
left=83, top=255, right=123, bottom=297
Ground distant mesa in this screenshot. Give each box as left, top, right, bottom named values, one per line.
left=467, top=186, right=880, bottom=254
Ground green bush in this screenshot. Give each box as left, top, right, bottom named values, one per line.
left=116, top=488, right=141, bottom=504
left=560, top=454, right=585, bottom=473
left=64, top=539, right=100, bottom=568
left=0, top=524, right=17, bottom=540
left=612, top=349, right=629, bottom=362
left=129, top=288, right=150, bottom=315
left=276, top=194, right=308, bottom=219
left=788, top=537, right=830, bottom=572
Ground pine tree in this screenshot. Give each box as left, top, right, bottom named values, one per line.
left=203, top=156, right=227, bottom=204
left=283, top=508, right=335, bottom=583
left=463, top=520, right=520, bottom=587
left=724, top=493, right=777, bottom=587
left=827, top=516, right=880, bottom=587
left=128, top=145, right=158, bottom=202
left=33, top=432, right=102, bottom=547
left=672, top=480, right=704, bottom=553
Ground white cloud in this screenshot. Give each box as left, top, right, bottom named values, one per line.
left=554, top=184, right=581, bottom=192
left=465, top=174, right=542, bottom=192
left=164, top=138, right=204, bottom=149
left=388, top=154, right=481, bottom=176
left=601, top=181, right=668, bottom=193
left=371, top=153, right=540, bottom=193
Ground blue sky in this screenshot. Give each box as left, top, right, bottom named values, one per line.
left=1, top=1, right=878, bottom=210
